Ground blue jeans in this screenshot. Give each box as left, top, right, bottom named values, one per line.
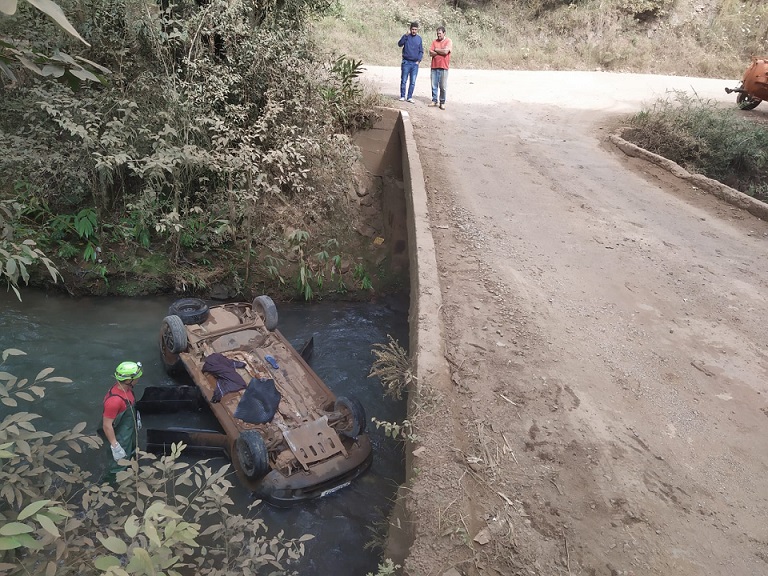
left=400, top=60, right=419, bottom=99
left=431, top=68, right=448, bottom=104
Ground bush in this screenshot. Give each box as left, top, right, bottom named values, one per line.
left=0, top=347, right=311, bottom=575
left=627, top=92, right=768, bottom=194
left=1, top=0, right=376, bottom=273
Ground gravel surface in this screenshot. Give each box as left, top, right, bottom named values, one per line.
left=364, top=66, right=768, bottom=576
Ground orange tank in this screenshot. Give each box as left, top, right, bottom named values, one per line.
left=726, top=57, right=768, bottom=110
left=742, top=58, right=768, bottom=99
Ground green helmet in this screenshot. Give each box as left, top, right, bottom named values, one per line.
left=115, top=361, right=143, bottom=381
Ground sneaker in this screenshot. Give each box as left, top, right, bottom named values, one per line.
left=407, top=98, right=414, bottom=103
left=399, top=97, right=405, bottom=101
left=428, top=101, right=438, bottom=107
left=439, top=103, right=445, bottom=110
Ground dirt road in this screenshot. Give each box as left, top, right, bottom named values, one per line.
left=363, top=67, right=768, bottom=576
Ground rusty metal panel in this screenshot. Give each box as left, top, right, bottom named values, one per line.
left=282, top=418, right=347, bottom=470
left=743, top=57, right=768, bottom=100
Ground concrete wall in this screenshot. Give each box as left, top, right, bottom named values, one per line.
left=354, top=108, right=450, bottom=572
left=354, top=107, right=403, bottom=180
left=353, top=108, right=409, bottom=274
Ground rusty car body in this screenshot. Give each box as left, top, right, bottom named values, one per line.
left=156, top=296, right=372, bottom=505
left=725, top=56, right=768, bottom=110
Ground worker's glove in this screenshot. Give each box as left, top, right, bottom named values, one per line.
left=111, top=442, right=127, bottom=462
left=136, top=411, right=142, bottom=430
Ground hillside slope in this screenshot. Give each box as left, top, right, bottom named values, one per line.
left=315, top=0, right=767, bottom=78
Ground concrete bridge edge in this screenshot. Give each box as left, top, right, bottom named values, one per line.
left=378, top=109, right=454, bottom=574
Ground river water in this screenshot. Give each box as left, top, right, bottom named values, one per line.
left=0, top=290, right=409, bottom=575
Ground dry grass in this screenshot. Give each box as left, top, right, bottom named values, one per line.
left=312, top=0, right=768, bottom=78
left=627, top=91, right=768, bottom=198
left=369, top=334, right=414, bottom=400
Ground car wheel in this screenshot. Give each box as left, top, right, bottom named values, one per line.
left=236, top=430, right=270, bottom=480
left=253, top=295, right=278, bottom=331
left=168, top=298, right=209, bottom=325
left=334, top=396, right=367, bottom=438
left=737, top=92, right=761, bottom=110
left=160, top=314, right=188, bottom=363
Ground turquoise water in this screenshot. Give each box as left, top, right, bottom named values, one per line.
left=0, top=291, right=409, bottom=575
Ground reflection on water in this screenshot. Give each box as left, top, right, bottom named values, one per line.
left=0, top=291, right=409, bottom=574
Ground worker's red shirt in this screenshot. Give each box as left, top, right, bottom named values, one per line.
left=103, top=383, right=135, bottom=420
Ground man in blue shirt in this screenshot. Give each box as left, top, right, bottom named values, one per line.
left=398, top=22, right=423, bottom=103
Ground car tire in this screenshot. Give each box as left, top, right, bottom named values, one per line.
left=253, top=295, right=278, bottom=331
left=160, top=315, right=187, bottom=376
left=737, top=92, right=761, bottom=110
left=168, top=298, right=209, bottom=325
left=236, top=430, right=270, bottom=480
left=334, top=396, right=367, bottom=438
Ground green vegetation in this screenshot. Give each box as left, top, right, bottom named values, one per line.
left=1, top=0, right=381, bottom=297
left=0, top=348, right=310, bottom=575
left=371, top=416, right=417, bottom=442
left=626, top=92, right=768, bottom=200
left=0, top=195, right=62, bottom=300
left=368, top=336, right=418, bottom=440
left=315, top=0, right=768, bottom=77
left=366, top=558, right=401, bottom=576
left=0, top=0, right=108, bottom=87
left=265, top=229, right=348, bottom=300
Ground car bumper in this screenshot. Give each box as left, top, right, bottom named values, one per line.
left=253, top=435, right=373, bottom=507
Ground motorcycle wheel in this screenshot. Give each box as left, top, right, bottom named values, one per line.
left=737, top=93, right=762, bottom=110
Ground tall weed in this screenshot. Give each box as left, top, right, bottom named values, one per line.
left=628, top=92, right=768, bottom=193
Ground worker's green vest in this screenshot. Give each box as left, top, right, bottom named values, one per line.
left=102, top=390, right=137, bottom=484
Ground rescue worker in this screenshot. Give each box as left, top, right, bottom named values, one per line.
left=102, top=361, right=142, bottom=484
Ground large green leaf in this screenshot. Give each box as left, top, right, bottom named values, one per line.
left=126, top=548, right=154, bottom=574
left=35, top=514, right=59, bottom=538
left=0, top=536, right=23, bottom=551
left=41, top=64, right=65, bottom=78
left=97, top=534, right=127, bottom=555
left=23, top=0, right=90, bottom=46
left=74, top=55, right=111, bottom=74
left=6, top=258, right=17, bottom=277
left=0, top=533, right=39, bottom=550
left=124, top=515, right=139, bottom=539
left=93, top=556, right=121, bottom=570
left=0, top=522, right=34, bottom=536
left=15, top=55, right=42, bottom=74
left=18, top=499, right=51, bottom=520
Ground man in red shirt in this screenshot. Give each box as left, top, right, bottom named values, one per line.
left=428, top=26, right=452, bottom=110
left=102, top=361, right=142, bottom=483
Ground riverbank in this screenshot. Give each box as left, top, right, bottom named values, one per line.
left=20, top=161, right=408, bottom=302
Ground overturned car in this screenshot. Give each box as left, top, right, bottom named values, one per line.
left=150, top=296, right=372, bottom=505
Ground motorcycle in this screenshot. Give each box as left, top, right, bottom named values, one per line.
left=725, top=56, right=768, bottom=110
